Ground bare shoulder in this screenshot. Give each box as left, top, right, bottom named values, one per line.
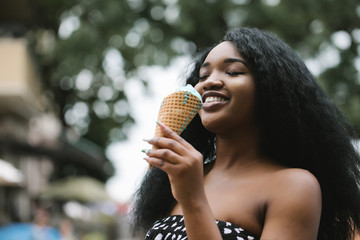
left=265, top=168, right=322, bottom=207
left=271, top=168, right=321, bottom=196
left=260, top=168, right=322, bottom=239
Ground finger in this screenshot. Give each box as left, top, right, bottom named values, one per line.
left=156, top=121, right=193, bottom=149
left=145, top=148, right=180, bottom=164
left=156, top=121, right=182, bottom=141
left=144, top=137, right=187, bottom=155
left=144, top=156, right=166, bottom=170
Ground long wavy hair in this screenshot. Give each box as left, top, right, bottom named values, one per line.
left=131, top=28, right=360, bottom=240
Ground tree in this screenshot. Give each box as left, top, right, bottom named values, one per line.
left=30, top=0, right=360, bottom=150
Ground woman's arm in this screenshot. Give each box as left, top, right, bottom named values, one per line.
left=144, top=121, right=223, bottom=240
left=260, top=169, right=322, bottom=240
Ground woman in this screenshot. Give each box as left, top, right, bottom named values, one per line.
left=132, top=28, right=360, bottom=240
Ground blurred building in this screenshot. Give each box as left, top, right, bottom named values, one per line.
left=0, top=35, right=49, bottom=223
left=0, top=1, right=117, bottom=239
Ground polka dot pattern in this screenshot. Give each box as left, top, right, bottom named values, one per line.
left=145, top=215, right=258, bottom=240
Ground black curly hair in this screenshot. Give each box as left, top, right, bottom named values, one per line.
left=131, top=27, right=360, bottom=240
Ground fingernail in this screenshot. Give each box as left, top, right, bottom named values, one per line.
left=143, top=138, right=152, bottom=143
left=156, top=121, right=165, bottom=128
left=141, top=149, right=151, bottom=154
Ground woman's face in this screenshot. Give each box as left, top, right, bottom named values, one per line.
left=194, top=41, right=256, bottom=134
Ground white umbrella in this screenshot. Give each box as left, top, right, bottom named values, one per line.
left=0, top=159, right=23, bottom=186
left=41, top=176, right=112, bottom=203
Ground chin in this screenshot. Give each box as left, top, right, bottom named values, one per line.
left=201, top=118, right=222, bottom=133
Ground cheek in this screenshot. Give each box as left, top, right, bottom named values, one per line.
left=194, top=83, right=203, bottom=96
left=230, top=80, right=256, bottom=116
left=234, top=78, right=255, bottom=99
left=194, top=83, right=201, bottom=92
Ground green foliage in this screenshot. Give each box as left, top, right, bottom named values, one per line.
left=31, top=0, right=360, bottom=149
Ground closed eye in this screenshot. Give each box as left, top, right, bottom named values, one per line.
left=198, top=75, right=209, bottom=81
left=226, top=71, right=246, bottom=76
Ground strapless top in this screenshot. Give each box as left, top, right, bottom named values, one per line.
left=145, top=215, right=259, bottom=240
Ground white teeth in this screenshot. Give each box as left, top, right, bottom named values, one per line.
left=205, top=96, right=227, bottom=103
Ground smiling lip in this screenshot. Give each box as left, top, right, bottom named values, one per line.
left=201, top=91, right=229, bottom=111
left=202, top=100, right=228, bottom=111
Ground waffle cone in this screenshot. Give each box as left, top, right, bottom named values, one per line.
left=155, top=91, right=202, bottom=137
left=148, top=85, right=202, bottom=169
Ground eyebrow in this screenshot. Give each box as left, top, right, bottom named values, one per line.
left=201, top=58, right=248, bottom=68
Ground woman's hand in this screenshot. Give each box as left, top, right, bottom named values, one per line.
left=144, top=121, right=205, bottom=205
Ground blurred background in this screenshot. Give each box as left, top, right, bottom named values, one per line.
left=0, top=0, right=359, bottom=239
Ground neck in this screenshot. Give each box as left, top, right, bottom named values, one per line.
left=213, top=126, right=262, bottom=171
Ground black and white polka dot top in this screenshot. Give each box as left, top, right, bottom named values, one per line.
left=145, top=215, right=259, bottom=240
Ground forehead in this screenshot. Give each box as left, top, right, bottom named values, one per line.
left=204, top=41, right=243, bottom=63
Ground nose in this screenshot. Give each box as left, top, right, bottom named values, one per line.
left=202, top=74, right=224, bottom=91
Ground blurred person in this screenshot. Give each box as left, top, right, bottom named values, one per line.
left=31, top=207, right=61, bottom=240
left=59, top=219, right=77, bottom=240
left=0, top=206, right=60, bottom=240
left=131, top=28, right=360, bottom=240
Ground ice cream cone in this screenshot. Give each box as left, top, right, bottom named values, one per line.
left=155, top=88, right=202, bottom=136
left=149, top=84, right=202, bottom=168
